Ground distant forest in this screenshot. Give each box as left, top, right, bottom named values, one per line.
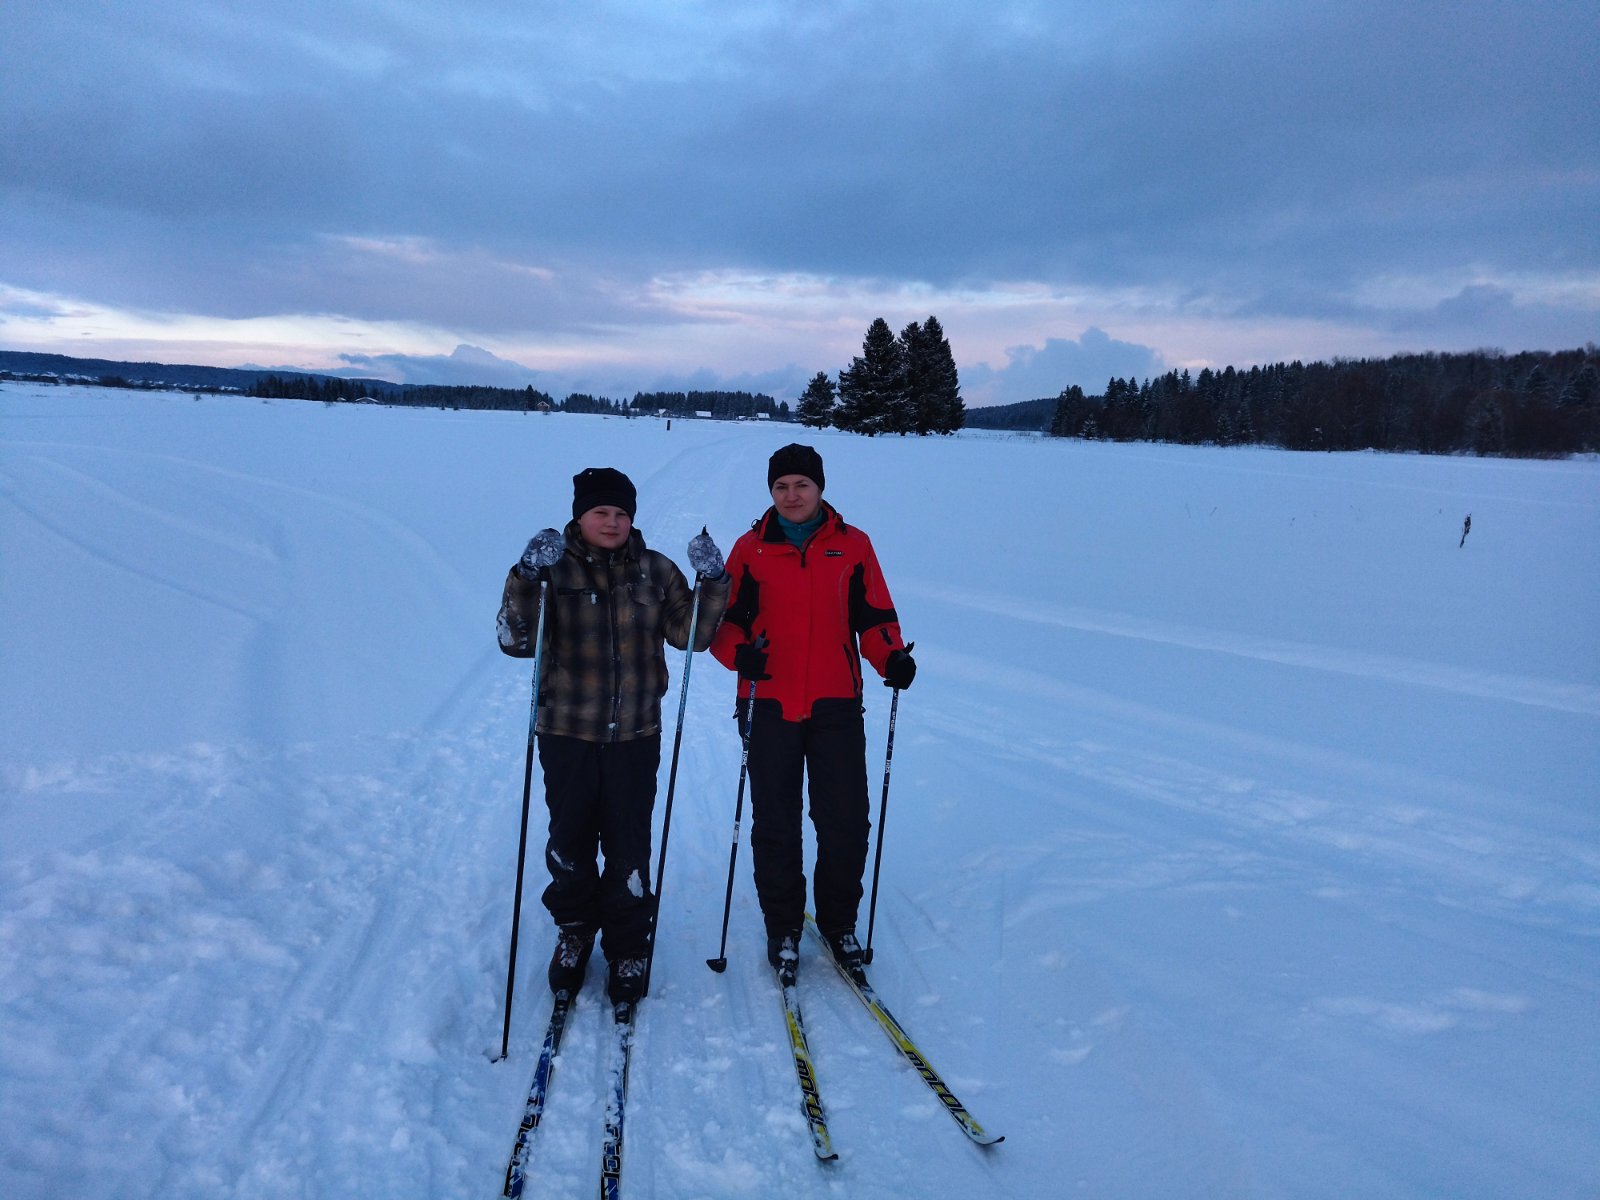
left=964, top=396, right=1057, bottom=432
left=246, top=375, right=789, bottom=420
left=5, top=346, right=1597, bottom=456
left=0, top=351, right=788, bottom=422
left=1048, top=348, right=1599, bottom=457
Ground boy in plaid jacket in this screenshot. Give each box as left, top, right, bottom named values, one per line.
left=498, top=467, right=729, bottom=1003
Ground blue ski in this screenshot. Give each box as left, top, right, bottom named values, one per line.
left=502, top=989, right=575, bottom=1198
left=599, top=1001, right=636, bottom=1199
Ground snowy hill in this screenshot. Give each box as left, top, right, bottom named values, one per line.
left=2, top=385, right=1596, bottom=1199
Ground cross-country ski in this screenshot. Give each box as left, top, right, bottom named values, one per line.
left=806, top=918, right=1002, bottom=1147
left=501, top=990, right=575, bottom=1198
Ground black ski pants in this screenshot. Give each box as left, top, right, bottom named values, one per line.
left=743, top=697, right=870, bottom=939
left=537, top=732, right=660, bottom=960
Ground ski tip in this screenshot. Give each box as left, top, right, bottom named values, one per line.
left=811, top=1127, right=839, bottom=1162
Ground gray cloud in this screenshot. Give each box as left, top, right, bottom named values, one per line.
left=964, top=328, right=1166, bottom=405
left=3, top=0, right=1596, bottom=395
left=1433, top=285, right=1518, bottom=328
left=329, top=344, right=542, bottom=389
left=1395, top=284, right=1597, bottom=355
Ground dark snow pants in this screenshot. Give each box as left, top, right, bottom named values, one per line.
left=743, top=697, right=871, bottom=939
left=537, top=732, right=660, bottom=960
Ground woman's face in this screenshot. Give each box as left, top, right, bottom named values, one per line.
left=578, top=505, right=633, bottom=550
left=770, top=474, right=822, bottom=524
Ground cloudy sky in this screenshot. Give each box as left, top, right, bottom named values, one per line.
left=3, top=1, right=1596, bottom=405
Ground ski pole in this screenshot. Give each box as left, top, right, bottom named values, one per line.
left=642, top=579, right=703, bottom=999
left=706, top=678, right=758, bottom=972
left=497, top=577, right=550, bottom=1062
left=863, top=649, right=909, bottom=966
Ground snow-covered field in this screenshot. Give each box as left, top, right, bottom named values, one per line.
left=2, top=384, right=1597, bottom=1200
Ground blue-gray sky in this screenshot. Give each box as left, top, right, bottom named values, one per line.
left=3, top=0, right=1596, bottom=404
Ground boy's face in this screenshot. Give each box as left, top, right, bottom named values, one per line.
left=578, top=505, right=632, bottom=550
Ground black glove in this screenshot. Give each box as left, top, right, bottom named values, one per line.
left=883, top=648, right=916, bottom=690
left=734, top=635, right=771, bottom=682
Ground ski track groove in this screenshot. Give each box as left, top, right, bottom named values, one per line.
left=907, top=580, right=1600, bottom=717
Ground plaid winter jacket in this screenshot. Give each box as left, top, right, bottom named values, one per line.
left=497, top=522, right=729, bottom=742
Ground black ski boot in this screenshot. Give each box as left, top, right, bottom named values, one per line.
left=767, top=930, right=801, bottom=987
left=548, top=924, right=596, bottom=995
left=822, top=927, right=868, bottom=984
left=607, top=956, right=647, bottom=1006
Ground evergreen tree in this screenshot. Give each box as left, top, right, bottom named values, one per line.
left=836, top=317, right=905, bottom=435
left=1050, top=384, right=1092, bottom=437
left=1558, top=362, right=1598, bottom=409
left=914, top=315, right=964, bottom=434
left=895, top=320, right=929, bottom=435
left=795, top=372, right=838, bottom=428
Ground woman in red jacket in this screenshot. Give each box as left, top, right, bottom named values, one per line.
left=710, top=444, right=916, bottom=982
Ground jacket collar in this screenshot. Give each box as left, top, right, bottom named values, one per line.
left=757, top=499, right=845, bottom=544
left=565, top=519, right=645, bottom=565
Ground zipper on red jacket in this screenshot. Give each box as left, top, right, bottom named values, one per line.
left=840, top=641, right=863, bottom=696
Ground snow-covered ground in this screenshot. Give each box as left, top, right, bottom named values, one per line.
left=2, top=384, right=1596, bottom=1199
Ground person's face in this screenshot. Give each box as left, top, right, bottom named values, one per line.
left=578, top=505, right=632, bottom=550
left=770, top=474, right=822, bottom=524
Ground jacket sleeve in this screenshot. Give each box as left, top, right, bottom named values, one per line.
left=496, top=565, right=544, bottom=658
left=849, top=535, right=905, bottom=679
left=709, top=534, right=757, bottom=671
left=659, top=555, right=731, bottom=652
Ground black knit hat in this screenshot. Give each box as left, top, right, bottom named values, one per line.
left=767, top=443, right=825, bottom=491
left=572, top=467, right=637, bottom=519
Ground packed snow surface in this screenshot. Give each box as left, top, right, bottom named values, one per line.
left=2, top=385, right=1597, bottom=1199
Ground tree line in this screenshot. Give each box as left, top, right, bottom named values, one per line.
left=1049, top=348, right=1600, bottom=456
left=628, top=391, right=788, bottom=420
left=246, top=376, right=788, bottom=420
left=248, top=375, right=552, bottom=409
left=795, top=316, right=966, bottom=435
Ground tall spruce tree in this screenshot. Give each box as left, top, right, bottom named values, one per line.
left=836, top=317, right=905, bottom=435
left=894, top=320, right=928, bottom=435
left=795, top=371, right=837, bottom=428
left=911, top=314, right=963, bottom=434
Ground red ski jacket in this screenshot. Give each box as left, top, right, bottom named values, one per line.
left=710, top=502, right=906, bottom=722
